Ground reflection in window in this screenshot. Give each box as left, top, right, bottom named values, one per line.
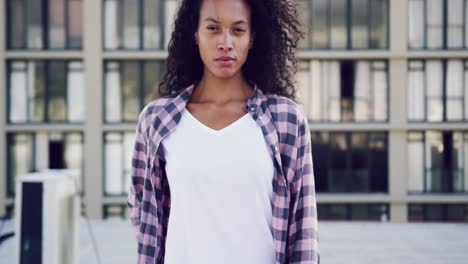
left=104, top=61, right=166, bottom=122
left=409, top=204, right=468, bottom=222
left=6, top=0, right=82, bottom=49
left=297, top=60, right=388, bottom=122
left=408, top=0, right=468, bottom=49
left=318, top=203, right=389, bottom=221
left=297, top=0, right=388, bottom=49
left=407, top=131, right=468, bottom=193
left=104, top=0, right=179, bottom=50
left=408, top=59, right=468, bottom=122
left=104, top=132, right=134, bottom=196
left=6, top=132, right=84, bottom=196
left=312, top=131, right=388, bottom=193
left=7, top=60, right=84, bottom=123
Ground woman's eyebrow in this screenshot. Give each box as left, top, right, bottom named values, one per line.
left=203, top=17, right=248, bottom=25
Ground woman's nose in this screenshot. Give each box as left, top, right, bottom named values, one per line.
left=217, top=33, right=233, bottom=51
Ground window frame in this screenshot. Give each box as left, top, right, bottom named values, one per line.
left=407, top=131, right=468, bottom=194
left=407, top=59, right=468, bottom=122
left=6, top=132, right=85, bottom=197
left=6, top=0, right=83, bottom=50
left=312, top=131, right=389, bottom=193
left=6, top=59, right=84, bottom=124
left=408, top=0, right=468, bottom=50
left=297, top=0, right=389, bottom=50
left=103, top=60, right=165, bottom=123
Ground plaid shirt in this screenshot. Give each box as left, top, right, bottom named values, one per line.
left=128, top=83, right=320, bottom=264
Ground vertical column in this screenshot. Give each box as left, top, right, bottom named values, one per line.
left=83, top=0, right=104, bottom=219
left=0, top=0, right=7, bottom=216
left=388, top=0, right=409, bottom=222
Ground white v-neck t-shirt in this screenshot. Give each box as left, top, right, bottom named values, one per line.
left=160, top=108, right=276, bottom=264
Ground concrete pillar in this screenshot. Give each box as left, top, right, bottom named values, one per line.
left=388, top=0, right=409, bottom=222
left=83, top=0, right=104, bottom=219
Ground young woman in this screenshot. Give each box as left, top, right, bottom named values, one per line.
left=128, top=0, right=320, bottom=263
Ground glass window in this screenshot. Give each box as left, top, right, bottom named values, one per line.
left=330, top=0, right=347, bottom=49
left=144, top=0, right=162, bottom=49
left=104, top=60, right=166, bottom=123
left=8, top=0, right=26, bottom=49
left=312, top=131, right=388, bottom=193
left=351, top=0, right=368, bottom=49
left=427, top=0, right=444, bottom=49
left=122, top=62, right=140, bottom=121
left=104, top=0, right=179, bottom=50
left=297, top=60, right=388, bottom=122
left=409, top=204, right=468, bottom=222
left=297, top=0, right=313, bottom=49
left=104, top=0, right=120, bottom=49
left=300, top=0, right=388, bottom=49
left=27, top=0, right=44, bottom=49
left=318, top=203, right=389, bottom=221
left=447, top=0, right=464, bottom=48
left=7, top=134, right=34, bottom=197
left=67, top=62, right=85, bottom=122
left=6, top=132, right=84, bottom=197
left=369, top=0, right=388, bottom=49
left=426, top=61, right=443, bottom=122
left=329, top=133, right=348, bottom=192
left=7, top=0, right=82, bottom=49
left=408, top=0, right=425, bottom=49
left=310, top=0, right=328, bottom=49
left=446, top=60, right=464, bottom=120
left=49, top=0, right=66, bottom=49
left=144, top=62, right=164, bottom=104
left=350, top=133, right=369, bottom=192
left=68, top=0, right=83, bottom=48
left=104, top=132, right=134, bottom=196
left=164, top=0, right=179, bottom=49
left=408, top=0, right=468, bottom=49
left=369, top=133, right=388, bottom=192
left=408, top=133, right=425, bottom=192
left=425, top=131, right=444, bottom=192
left=123, top=0, right=140, bottom=49
left=48, top=61, right=67, bottom=121
left=7, top=60, right=84, bottom=123
left=408, top=61, right=425, bottom=120
left=408, top=131, right=468, bottom=193
left=408, top=59, right=468, bottom=122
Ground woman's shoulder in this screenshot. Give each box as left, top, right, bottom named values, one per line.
left=264, top=93, right=307, bottom=126
left=136, top=95, right=176, bottom=131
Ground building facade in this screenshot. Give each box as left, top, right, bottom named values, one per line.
left=1, top=0, right=468, bottom=222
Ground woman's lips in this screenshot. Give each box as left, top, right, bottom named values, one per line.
left=216, top=59, right=234, bottom=67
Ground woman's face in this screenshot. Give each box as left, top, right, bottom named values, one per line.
left=195, top=0, right=254, bottom=80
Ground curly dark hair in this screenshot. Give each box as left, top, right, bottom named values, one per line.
left=157, top=0, right=304, bottom=102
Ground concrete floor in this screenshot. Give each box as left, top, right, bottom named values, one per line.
left=0, top=218, right=467, bottom=264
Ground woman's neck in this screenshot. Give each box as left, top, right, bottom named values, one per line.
left=190, top=72, right=254, bottom=105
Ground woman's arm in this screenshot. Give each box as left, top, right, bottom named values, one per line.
left=127, top=113, right=147, bottom=242
left=287, top=116, right=320, bottom=264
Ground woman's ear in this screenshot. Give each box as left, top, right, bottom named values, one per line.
left=194, top=32, right=199, bottom=45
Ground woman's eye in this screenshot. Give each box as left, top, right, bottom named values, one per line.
left=234, top=28, right=246, bottom=32
left=207, top=26, right=218, bottom=31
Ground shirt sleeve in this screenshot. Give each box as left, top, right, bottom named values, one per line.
left=127, top=113, right=147, bottom=242
left=287, top=116, right=320, bottom=264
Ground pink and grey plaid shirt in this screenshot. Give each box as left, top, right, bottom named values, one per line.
left=128, top=83, right=320, bottom=264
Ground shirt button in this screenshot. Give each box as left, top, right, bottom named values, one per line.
left=249, top=106, right=256, bottom=112
left=273, top=146, right=278, bottom=153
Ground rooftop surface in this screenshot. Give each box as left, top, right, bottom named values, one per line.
left=0, top=218, right=467, bottom=264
